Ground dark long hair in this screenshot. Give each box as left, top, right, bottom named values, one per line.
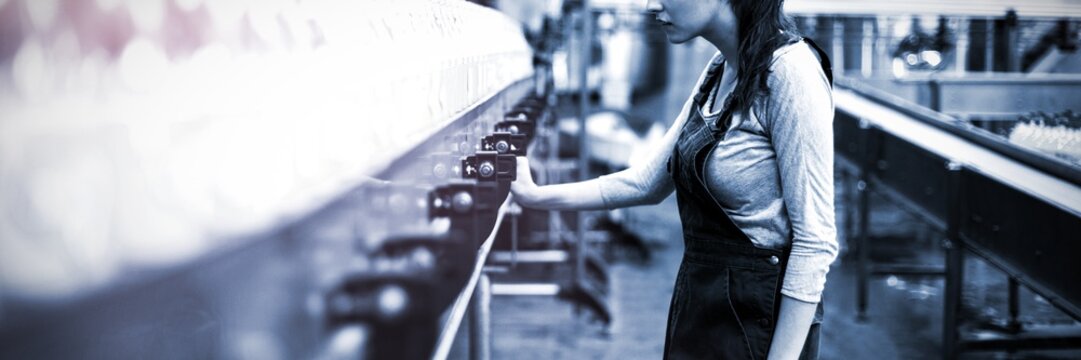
left=728, top=0, right=800, bottom=115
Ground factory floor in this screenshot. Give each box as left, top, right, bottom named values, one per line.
left=479, top=179, right=1080, bottom=360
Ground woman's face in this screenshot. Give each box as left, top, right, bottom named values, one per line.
left=646, top=0, right=737, bottom=44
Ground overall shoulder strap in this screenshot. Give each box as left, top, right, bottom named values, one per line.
left=692, top=58, right=727, bottom=106
left=802, top=37, right=834, bottom=88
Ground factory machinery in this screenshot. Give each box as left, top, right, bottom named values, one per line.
left=0, top=0, right=608, bottom=359
left=2, top=0, right=1080, bottom=359
left=786, top=2, right=1081, bottom=358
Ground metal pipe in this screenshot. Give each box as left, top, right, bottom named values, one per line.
left=928, top=80, right=941, bottom=112
left=855, top=118, right=874, bottom=321
left=833, top=19, right=846, bottom=76
left=1008, top=276, right=1022, bottom=333
left=1005, top=10, right=1020, bottom=72
left=432, top=197, right=515, bottom=360
left=985, top=19, right=995, bottom=72
left=510, top=204, right=520, bottom=268
left=469, top=274, right=491, bottom=360
left=843, top=171, right=858, bottom=258
left=943, top=161, right=965, bottom=360
left=575, top=0, right=593, bottom=317
left=955, top=19, right=969, bottom=74
left=861, top=18, right=874, bottom=78
left=856, top=176, right=870, bottom=322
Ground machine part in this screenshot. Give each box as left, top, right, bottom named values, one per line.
left=378, top=236, right=477, bottom=300
left=433, top=163, right=449, bottom=179
left=461, top=151, right=517, bottom=182
left=324, top=275, right=439, bottom=326
left=453, top=192, right=475, bottom=214
left=420, top=152, right=462, bottom=181
left=376, top=285, right=409, bottom=320
left=506, top=103, right=547, bottom=126
left=496, top=115, right=539, bottom=141
left=482, top=132, right=529, bottom=156
left=428, top=181, right=503, bottom=220
left=478, top=161, right=496, bottom=178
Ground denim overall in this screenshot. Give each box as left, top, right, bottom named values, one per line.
left=663, top=38, right=833, bottom=360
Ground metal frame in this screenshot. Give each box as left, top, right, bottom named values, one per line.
left=484, top=1, right=613, bottom=328
left=431, top=197, right=514, bottom=360
left=835, top=81, right=1081, bottom=358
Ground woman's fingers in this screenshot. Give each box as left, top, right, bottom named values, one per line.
left=511, top=156, right=535, bottom=205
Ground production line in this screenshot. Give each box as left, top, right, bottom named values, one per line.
left=1, top=0, right=1081, bottom=359
left=782, top=4, right=1081, bottom=357
left=832, top=80, right=1081, bottom=357
left=0, top=1, right=569, bottom=358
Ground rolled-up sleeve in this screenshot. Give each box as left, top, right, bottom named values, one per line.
left=764, top=49, right=839, bottom=304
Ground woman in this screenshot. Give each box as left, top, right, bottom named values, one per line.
left=511, top=0, right=837, bottom=359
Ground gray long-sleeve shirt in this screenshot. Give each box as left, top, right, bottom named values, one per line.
left=596, top=41, right=838, bottom=303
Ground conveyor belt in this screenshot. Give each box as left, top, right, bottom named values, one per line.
left=835, top=77, right=1081, bottom=356
left=836, top=87, right=1081, bottom=216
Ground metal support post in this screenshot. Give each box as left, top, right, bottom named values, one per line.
left=509, top=203, right=521, bottom=268
left=928, top=80, right=942, bottom=112
left=575, top=0, right=592, bottom=317
left=469, top=274, right=492, bottom=360
left=943, top=161, right=964, bottom=360
left=861, top=18, right=874, bottom=78
left=955, top=19, right=969, bottom=74
left=1004, top=10, right=1020, bottom=72
left=855, top=120, right=874, bottom=322
left=1008, top=277, right=1022, bottom=333
left=856, top=175, right=870, bottom=322
left=843, top=171, right=858, bottom=256
left=833, top=19, right=845, bottom=76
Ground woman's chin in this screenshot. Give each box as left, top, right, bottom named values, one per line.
left=661, top=27, right=692, bottom=44
left=665, top=33, right=692, bottom=44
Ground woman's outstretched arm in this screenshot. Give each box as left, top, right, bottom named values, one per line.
left=509, top=64, right=723, bottom=211
left=509, top=53, right=723, bottom=212
left=510, top=98, right=689, bottom=211
left=510, top=156, right=610, bottom=210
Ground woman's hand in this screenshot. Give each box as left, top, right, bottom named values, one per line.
left=510, top=156, right=538, bottom=206
left=508, top=156, right=609, bottom=211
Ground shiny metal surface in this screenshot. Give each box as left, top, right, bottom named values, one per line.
left=0, top=0, right=538, bottom=358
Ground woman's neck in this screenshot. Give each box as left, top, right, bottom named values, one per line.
left=701, top=19, right=739, bottom=68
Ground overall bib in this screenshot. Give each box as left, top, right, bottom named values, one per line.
left=663, top=38, right=832, bottom=360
